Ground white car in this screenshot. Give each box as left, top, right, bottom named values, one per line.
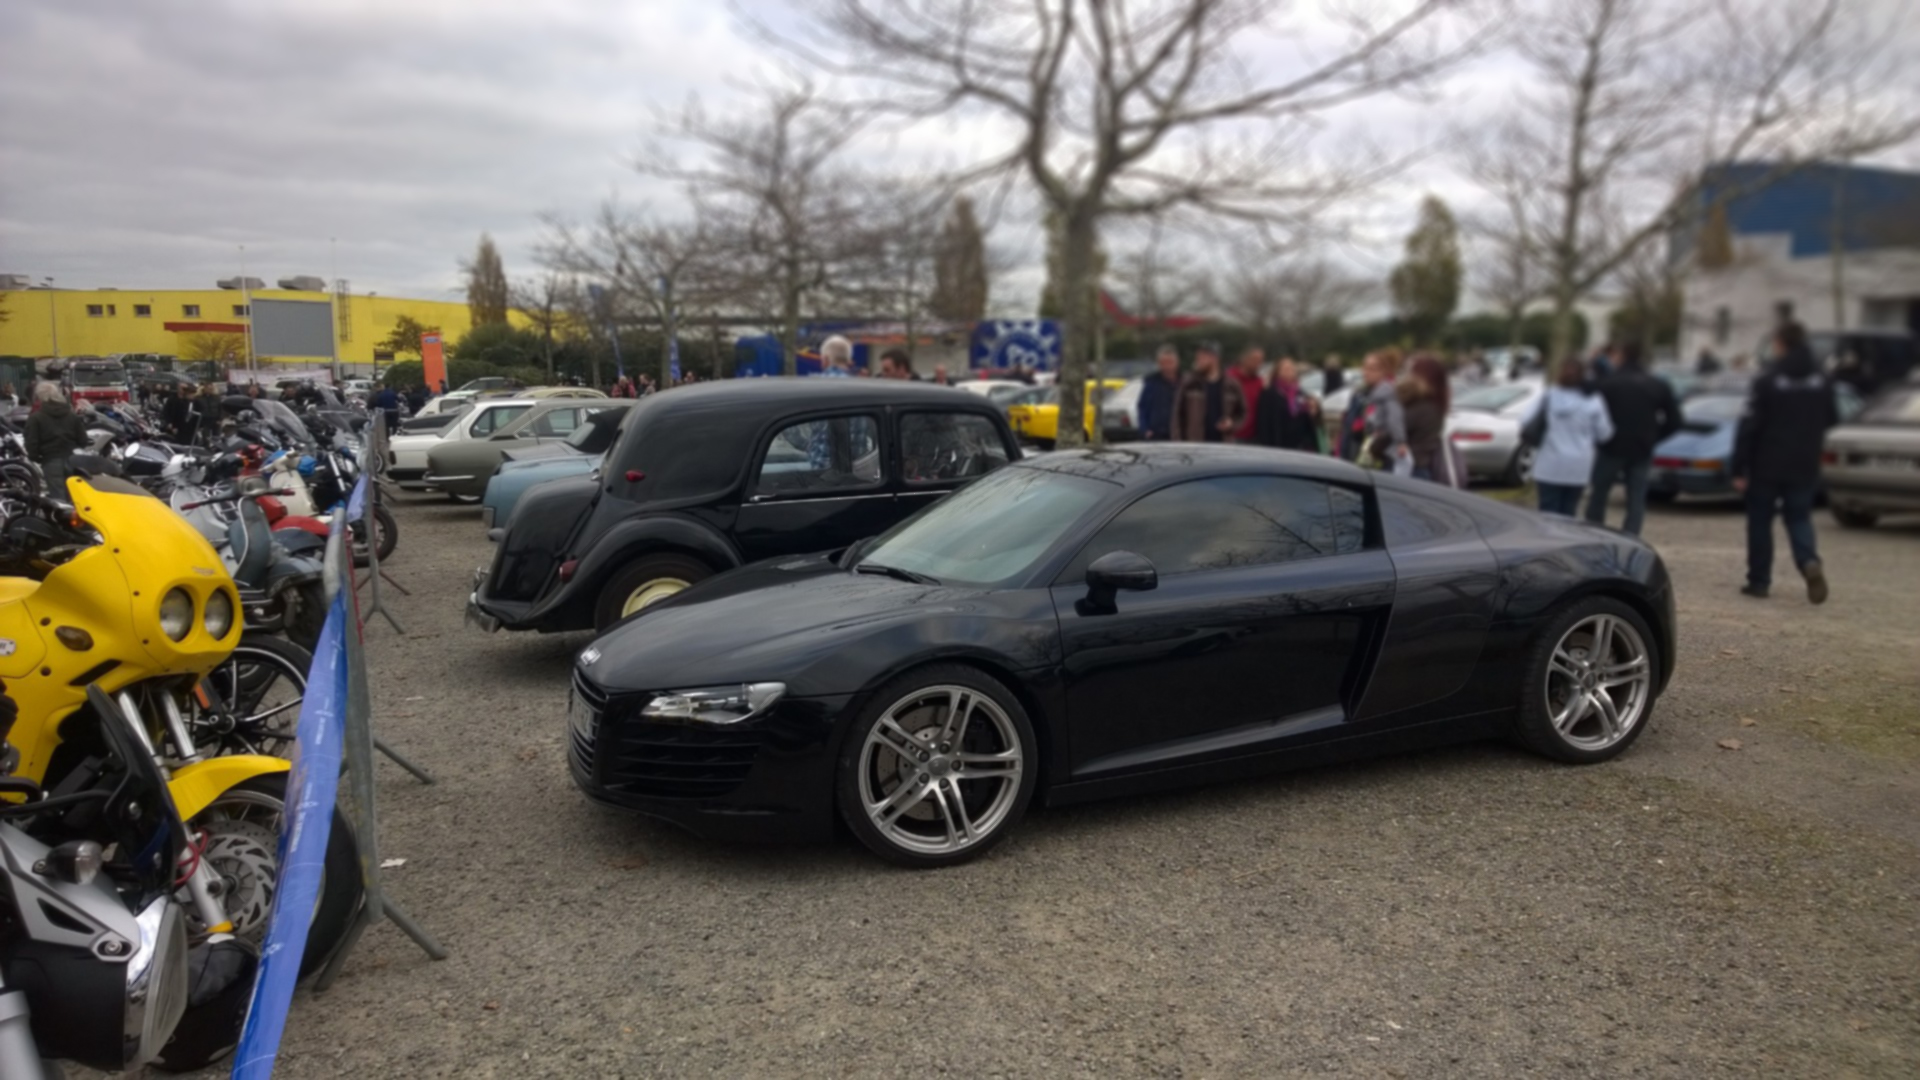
left=1443, top=378, right=1546, bottom=485
left=387, top=398, right=537, bottom=489
left=342, top=378, right=375, bottom=398
left=957, top=379, right=1033, bottom=409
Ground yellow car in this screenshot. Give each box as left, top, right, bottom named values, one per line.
left=1004, top=379, right=1130, bottom=448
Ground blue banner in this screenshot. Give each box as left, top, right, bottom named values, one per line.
left=345, top=474, right=367, bottom=525
left=230, top=537, right=350, bottom=1079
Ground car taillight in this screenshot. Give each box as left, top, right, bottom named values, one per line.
left=1692, top=459, right=1724, bottom=471
left=559, top=559, right=579, bottom=583
left=1450, top=431, right=1493, bottom=442
left=1653, top=457, right=1685, bottom=469
left=1821, top=450, right=1839, bottom=466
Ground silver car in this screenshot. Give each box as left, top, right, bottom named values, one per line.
left=1444, top=378, right=1545, bottom=485
left=1823, top=383, right=1920, bottom=528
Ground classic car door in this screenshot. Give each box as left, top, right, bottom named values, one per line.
left=1049, top=476, right=1396, bottom=780
left=731, top=412, right=901, bottom=563
left=892, top=409, right=1018, bottom=518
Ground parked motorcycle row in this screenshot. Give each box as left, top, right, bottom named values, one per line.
left=0, top=388, right=393, bottom=1074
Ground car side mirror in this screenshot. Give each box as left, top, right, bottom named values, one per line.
left=1079, top=550, right=1157, bottom=616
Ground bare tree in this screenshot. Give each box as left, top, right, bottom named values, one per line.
left=510, top=272, right=578, bottom=382
left=1110, top=221, right=1204, bottom=330
left=1464, top=170, right=1541, bottom=348
left=1207, top=249, right=1372, bottom=361
left=463, top=234, right=511, bottom=328
left=644, top=85, right=873, bottom=374
left=852, top=180, right=954, bottom=360
left=782, top=0, right=1482, bottom=446
left=1466, top=0, right=1920, bottom=362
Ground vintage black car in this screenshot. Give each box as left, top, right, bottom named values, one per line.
left=568, top=445, right=1677, bottom=867
left=469, top=379, right=1021, bottom=633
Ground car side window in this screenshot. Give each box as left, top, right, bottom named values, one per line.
left=755, top=415, right=882, bottom=496
left=1061, top=476, right=1357, bottom=582
left=532, top=408, right=580, bottom=437
left=900, top=412, right=1010, bottom=484
left=473, top=406, right=528, bottom=436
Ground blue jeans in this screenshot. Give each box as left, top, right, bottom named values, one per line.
left=1538, top=482, right=1583, bottom=515
left=1745, top=480, right=1819, bottom=588
left=1586, top=454, right=1652, bottom=535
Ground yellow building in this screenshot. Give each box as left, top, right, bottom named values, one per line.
left=0, top=284, right=487, bottom=370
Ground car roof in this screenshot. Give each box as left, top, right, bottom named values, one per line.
left=1013, top=443, right=1372, bottom=488
left=650, top=377, right=993, bottom=411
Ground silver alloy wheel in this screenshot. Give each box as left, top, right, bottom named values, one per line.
left=1544, top=613, right=1653, bottom=752
left=858, top=685, right=1024, bottom=856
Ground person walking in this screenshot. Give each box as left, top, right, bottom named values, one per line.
left=25, top=382, right=90, bottom=500
left=1255, top=357, right=1322, bottom=452
left=1732, top=321, right=1838, bottom=603
left=1229, top=346, right=1267, bottom=443
left=1137, top=345, right=1180, bottom=440
left=372, top=383, right=402, bottom=432
left=1584, top=342, right=1682, bottom=536
left=1170, top=343, right=1245, bottom=442
left=1359, top=350, right=1409, bottom=471
left=1398, top=354, right=1453, bottom=484
left=1528, top=358, right=1615, bottom=515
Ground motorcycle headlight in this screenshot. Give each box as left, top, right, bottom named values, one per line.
left=157, top=588, right=194, bottom=642
left=641, top=683, right=786, bottom=726
left=204, top=589, right=235, bottom=640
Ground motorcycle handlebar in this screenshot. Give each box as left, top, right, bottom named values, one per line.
left=178, top=488, right=296, bottom=510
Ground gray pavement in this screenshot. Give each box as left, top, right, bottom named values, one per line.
left=197, top=491, right=1920, bottom=1078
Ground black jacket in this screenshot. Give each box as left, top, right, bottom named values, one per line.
left=1254, top=383, right=1320, bottom=452
left=1732, top=347, right=1838, bottom=487
left=24, top=400, right=90, bottom=462
left=1136, top=372, right=1178, bottom=439
left=1594, top=367, right=1683, bottom=461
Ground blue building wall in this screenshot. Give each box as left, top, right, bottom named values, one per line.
left=1679, top=162, right=1920, bottom=261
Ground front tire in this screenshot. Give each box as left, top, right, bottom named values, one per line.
left=836, top=665, right=1037, bottom=868
left=1515, top=597, right=1660, bottom=764
left=592, top=552, right=713, bottom=631
left=188, top=774, right=362, bottom=979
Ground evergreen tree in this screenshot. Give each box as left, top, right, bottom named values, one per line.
left=930, top=196, right=990, bottom=322
left=464, top=233, right=511, bottom=327
left=1388, top=195, right=1463, bottom=345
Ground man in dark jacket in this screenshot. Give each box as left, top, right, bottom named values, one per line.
left=1584, top=342, right=1682, bottom=536
left=1170, top=343, right=1246, bottom=442
left=1136, top=345, right=1181, bottom=439
left=25, top=384, right=91, bottom=499
left=1732, top=321, right=1838, bottom=603
left=372, top=385, right=402, bottom=432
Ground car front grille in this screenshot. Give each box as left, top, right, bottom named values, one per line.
left=570, top=670, right=761, bottom=800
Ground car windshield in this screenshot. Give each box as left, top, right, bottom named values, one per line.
left=859, top=466, right=1112, bottom=587
left=1684, top=395, right=1746, bottom=424
left=1857, top=388, right=1920, bottom=425
left=1453, top=384, right=1533, bottom=413
left=71, top=366, right=125, bottom=386
left=986, top=385, right=1028, bottom=407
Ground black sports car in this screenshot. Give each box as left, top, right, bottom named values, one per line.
left=570, top=445, right=1676, bottom=867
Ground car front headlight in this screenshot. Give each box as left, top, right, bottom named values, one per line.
left=157, top=588, right=194, bottom=642
left=641, top=683, right=787, bottom=726
left=204, top=589, right=235, bottom=640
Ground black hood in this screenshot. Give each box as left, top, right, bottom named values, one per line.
left=1776, top=343, right=1817, bottom=379
left=38, top=399, right=74, bottom=420
left=581, top=555, right=974, bottom=696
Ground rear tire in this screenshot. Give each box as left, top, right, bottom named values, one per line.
left=1500, top=445, right=1537, bottom=487
left=1832, top=506, right=1878, bottom=529
left=283, top=580, right=327, bottom=652
left=350, top=503, right=398, bottom=567
left=1515, top=597, right=1660, bottom=765
left=592, top=552, right=713, bottom=631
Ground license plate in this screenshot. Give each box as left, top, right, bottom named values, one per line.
left=1865, top=455, right=1919, bottom=471
left=568, top=689, right=598, bottom=739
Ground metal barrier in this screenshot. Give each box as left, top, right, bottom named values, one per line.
left=230, top=469, right=445, bottom=1077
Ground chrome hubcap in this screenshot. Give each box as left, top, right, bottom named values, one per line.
left=1545, top=614, right=1652, bottom=751
left=859, top=685, right=1022, bottom=855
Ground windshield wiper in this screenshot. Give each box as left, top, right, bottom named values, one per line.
left=855, top=562, right=940, bottom=586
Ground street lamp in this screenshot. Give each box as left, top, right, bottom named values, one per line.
left=41, top=276, right=57, bottom=357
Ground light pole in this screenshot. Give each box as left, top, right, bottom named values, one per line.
left=41, top=276, right=58, bottom=358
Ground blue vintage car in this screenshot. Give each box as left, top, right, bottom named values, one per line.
left=480, top=407, right=628, bottom=530
left=1648, top=383, right=1860, bottom=502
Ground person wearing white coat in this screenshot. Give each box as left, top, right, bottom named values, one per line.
left=1528, top=358, right=1615, bottom=516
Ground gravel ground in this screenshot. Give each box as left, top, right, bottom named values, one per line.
left=176, top=491, right=1920, bottom=1078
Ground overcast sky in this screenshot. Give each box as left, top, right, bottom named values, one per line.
left=3, top=0, right=1917, bottom=313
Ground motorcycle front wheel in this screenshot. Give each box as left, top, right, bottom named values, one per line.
left=194, top=634, right=311, bottom=759
left=188, top=774, right=362, bottom=980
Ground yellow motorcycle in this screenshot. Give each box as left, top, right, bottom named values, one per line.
left=0, top=475, right=360, bottom=975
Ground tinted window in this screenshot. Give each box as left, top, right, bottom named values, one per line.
left=1329, top=486, right=1367, bottom=554
left=1064, top=476, right=1355, bottom=581
left=900, top=412, right=1010, bottom=483
left=531, top=408, right=580, bottom=436
left=862, top=467, right=1111, bottom=586
left=1377, top=486, right=1480, bottom=548
left=756, top=415, right=881, bottom=495
left=564, top=407, right=627, bottom=451
left=472, top=405, right=529, bottom=435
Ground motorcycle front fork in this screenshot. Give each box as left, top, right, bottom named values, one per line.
left=117, top=692, right=235, bottom=936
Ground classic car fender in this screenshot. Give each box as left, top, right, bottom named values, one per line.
left=570, top=514, right=744, bottom=601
